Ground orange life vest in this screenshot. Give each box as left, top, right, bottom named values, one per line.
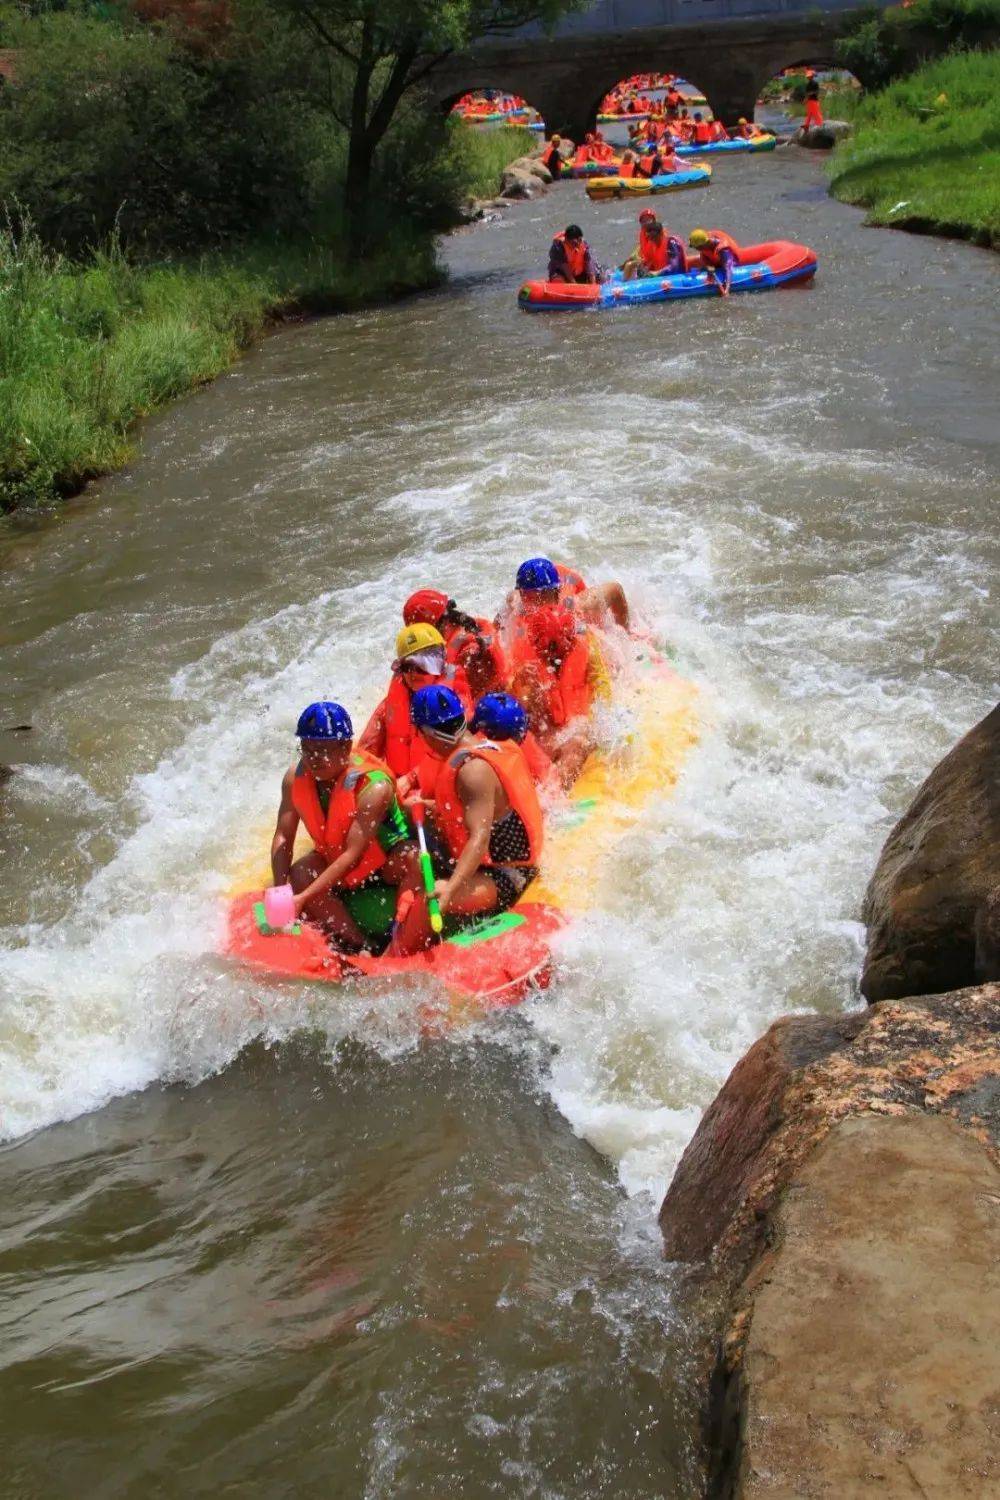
left=555, top=232, right=587, bottom=279
left=639, top=153, right=657, bottom=176
left=619, top=159, right=636, bottom=179
left=694, top=120, right=712, bottom=143
left=377, top=664, right=469, bottom=777
left=433, top=739, right=544, bottom=867
left=641, top=233, right=671, bottom=273
left=442, top=615, right=508, bottom=694
left=507, top=619, right=593, bottom=729
left=701, top=231, right=741, bottom=268
left=291, top=749, right=394, bottom=887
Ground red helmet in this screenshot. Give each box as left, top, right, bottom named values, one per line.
left=403, top=589, right=449, bottom=627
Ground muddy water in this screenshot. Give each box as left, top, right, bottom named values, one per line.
left=1, top=148, right=998, bottom=1496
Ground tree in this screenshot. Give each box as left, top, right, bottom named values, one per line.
left=270, top=0, right=583, bottom=247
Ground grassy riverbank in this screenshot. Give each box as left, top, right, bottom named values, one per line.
left=1, top=127, right=530, bottom=512
left=828, top=49, right=1000, bottom=248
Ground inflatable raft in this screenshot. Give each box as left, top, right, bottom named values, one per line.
left=676, top=134, right=776, bottom=156
left=586, top=165, right=711, bottom=200
left=518, top=237, right=817, bottom=312
left=568, top=158, right=624, bottom=179
left=597, top=111, right=649, bottom=124
left=222, top=643, right=699, bottom=1014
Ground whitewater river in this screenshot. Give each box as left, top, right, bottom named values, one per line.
left=1, top=147, right=998, bottom=1496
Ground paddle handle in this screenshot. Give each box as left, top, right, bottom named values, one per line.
left=411, top=803, right=443, bottom=934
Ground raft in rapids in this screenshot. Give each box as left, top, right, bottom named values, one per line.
left=518, top=238, right=818, bottom=312
left=222, top=643, right=698, bottom=1014
left=585, top=165, right=711, bottom=200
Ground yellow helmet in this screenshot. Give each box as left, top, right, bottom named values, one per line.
left=689, top=228, right=709, bottom=247
left=395, top=622, right=445, bottom=660
left=738, top=117, right=748, bottom=125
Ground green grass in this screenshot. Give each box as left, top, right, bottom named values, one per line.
left=828, top=49, right=1000, bottom=247
left=448, top=124, right=539, bottom=201
left=0, top=120, right=533, bottom=511
left=0, top=224, right=443, bottom=510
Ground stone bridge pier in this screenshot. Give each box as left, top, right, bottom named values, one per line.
left=431, top=13, right=860, bottom=137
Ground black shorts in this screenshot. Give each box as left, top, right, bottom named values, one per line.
left=488, top=865, right=539, bottom=912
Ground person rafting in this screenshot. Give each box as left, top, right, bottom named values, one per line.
left=618, top=149, right=638, bottom=179
left=359, top=623, right=471, bottom=777
left=734, top=117, right=756, bottom=140
left=622, top=217, right=685, bottom=280
left=392, top=686, right=544, bottom=951
left=690, top=228, right=737, bottom=297
left=548, top=226, right=598, bottom=285
left=709, top=118, right=729, bottom=142
left=692, top=112, right=712, bottom=144
left=402, top=588, right=507, bottom=698
left=505, top=592, right=611, bottom=781
left=470, top=692, right=555, bottom=788
left=270, top=702, right=419, bottom=948
left=504, top=555, right=630, bottom=634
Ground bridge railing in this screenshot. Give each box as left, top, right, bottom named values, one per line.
left=496, top=0, right=889, bottom=40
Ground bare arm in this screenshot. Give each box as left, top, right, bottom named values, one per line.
left=438, top=760, right=496, bottom=912
left=293, top=778, right=394, bottom=913
left=271, top=768, right=300, bottom=885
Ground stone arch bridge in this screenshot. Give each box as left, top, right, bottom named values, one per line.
left=431, top=0, right=885, bottom=134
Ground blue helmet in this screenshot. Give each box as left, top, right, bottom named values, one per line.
left=516, top=556, right=560, bottom=593
left=470, top=692, right=528, bottom=744
left=411, top=684, right=465, bottom=731
left=296, top=701, right=353, bottom=741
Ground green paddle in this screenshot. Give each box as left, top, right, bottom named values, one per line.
left=411, top=801, right=443, bottom=936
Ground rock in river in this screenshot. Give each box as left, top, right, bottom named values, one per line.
left=862, top=702, right=1000, bottom=1003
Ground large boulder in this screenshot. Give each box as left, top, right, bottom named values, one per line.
left=795, top=119, right=853, bottom=149
left=711, top=1112, right=1000, bottom=1498
left=660, top=985, right=1000, bottom=1497
left=500, top=166, right=543, bottom=200
left=861, top=703, right=1000, bottom=1002
left=659, top=983, right=1000, bottom=1277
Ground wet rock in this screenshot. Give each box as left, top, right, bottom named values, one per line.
left=659, top=983, right=1000, bottom=1277
left=522, top=157, right=553, bottom=184
left=862, top=703, right=1000, bottom=1002
left=796, top=120, right=853, bottom=149
left=711, top=1113, right=1000, bottom=1498
left=500, top=166, right=543, bottom=200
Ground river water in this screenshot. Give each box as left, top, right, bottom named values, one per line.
left=1, top=148, right=998, bottom=1496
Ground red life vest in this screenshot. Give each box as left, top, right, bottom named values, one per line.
left=291, top=749, right=394, bottom=887
left=442, top=615, right=508, bottom=694
left=555, top=232, right=587, bottom=279
left=375, top=665, right=470, bottom=777
left=639, top=153, right=657, bottom=176
left=701, top=231, right=741, bottom=268
left=433, top=739, right=544, bottom=867
left=694, top=120, right=712, bottom=143
left=641, top=233, right=671, bottom=273
left=507, top=615, right=593, bottom=729
left=619, top=159, right=636, bottom=179
left=541, top=143, right=561, bottom=174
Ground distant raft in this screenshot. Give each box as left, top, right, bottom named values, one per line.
left=518, top=238, right=817, bottom=312
left=596, top=111, right=649, bottom=123
left=568, top=158, right=626, bottom=179
left=585, top=165, right=711, bottom=200
left=675, top=134, right=777, bottom=156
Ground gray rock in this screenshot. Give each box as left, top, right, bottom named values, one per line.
left=796, top=119, right=854, bottom=150
left=500, top=167, right=542, bottom=200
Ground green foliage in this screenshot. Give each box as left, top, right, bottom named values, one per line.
left=835, top=0, right=1000, bottom=87
left=0, top=6, right=339, bottom=254
left=0, top=218, right=443, bottom=509
left=828, top=48, right=1000, bottom=247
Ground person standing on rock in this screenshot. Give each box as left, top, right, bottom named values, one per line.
left=541, top=134, right=564, bottom=180
left=802, top=76, right=824, bottom=132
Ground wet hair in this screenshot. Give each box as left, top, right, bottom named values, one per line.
left=694, top=111, right=703, bottom=120
left=565, top=224, right=583, bottom=240
left=441, top=600, right=482, bottom=636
